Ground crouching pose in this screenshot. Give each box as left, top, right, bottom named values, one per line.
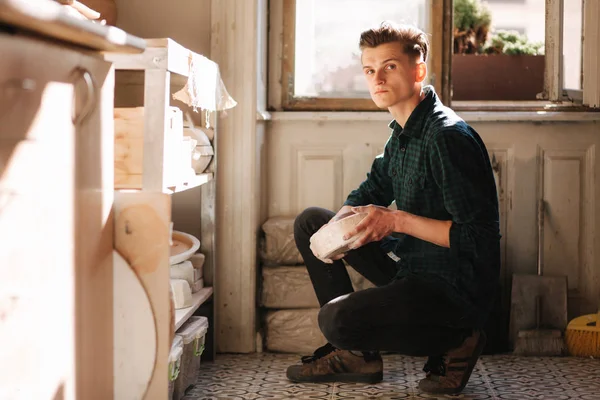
left=286, top=22, right=500, bottom=396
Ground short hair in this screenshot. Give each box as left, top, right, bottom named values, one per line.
left=359, top=21, right=429, bottom=63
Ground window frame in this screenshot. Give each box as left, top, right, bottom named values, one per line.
left=277, top=0, right=445, bottom=111
left=271, top=0, right=599, bottom=112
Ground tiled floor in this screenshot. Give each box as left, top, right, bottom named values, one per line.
left=183, top=352, right=600, bottom=400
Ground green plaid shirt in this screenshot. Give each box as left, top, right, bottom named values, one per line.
left=344, top=86, right=501, bottom=320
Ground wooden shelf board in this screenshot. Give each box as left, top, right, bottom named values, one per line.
left=104, top=38, right=192, bottom=77
left=115, top=173, right=212, bottom=193
left=166, top=173, right=213, bottom=194
left=175, top=286, right=213, bottom=330
left=0, top=0, right=145, bottom=53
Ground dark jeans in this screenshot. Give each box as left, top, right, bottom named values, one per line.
left=294, top=207, right=476, bottom=357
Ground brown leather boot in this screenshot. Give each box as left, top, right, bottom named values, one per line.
left=286, top=343, right=383, bottom=383
left=418, top=330, right=486, bottom=395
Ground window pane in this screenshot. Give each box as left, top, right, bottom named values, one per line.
left=452, top=0, right=545, bottom=101
left=563, top=0, right=583, bottom=90
left=294, top=0, right=429, bottom=98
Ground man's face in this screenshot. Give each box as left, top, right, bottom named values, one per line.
left=361, top=42, right=423, bottom=109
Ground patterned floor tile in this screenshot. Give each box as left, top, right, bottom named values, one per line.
left=182, top=353, right=600, bottom=400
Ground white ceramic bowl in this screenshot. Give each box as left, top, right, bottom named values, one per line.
left=309, top=212, right=368, bottom=259
left=169, top=231, right=201, bottom=265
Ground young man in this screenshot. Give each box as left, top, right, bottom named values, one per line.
left=286, top=22, right=501, bottom=396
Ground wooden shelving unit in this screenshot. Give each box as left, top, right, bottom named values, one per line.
left=166, top=172, right=213, bottom=194
left=175, top=287, right=214, bottom=330
left=105, top=38, right=219, bottom=398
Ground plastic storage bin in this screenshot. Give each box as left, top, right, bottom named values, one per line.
left=168, top=336, right=183, bottom=400
left=173, top=316, right=209, bottom=398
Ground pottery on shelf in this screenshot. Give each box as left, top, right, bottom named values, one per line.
left=169, top=231, right=201, bottom=265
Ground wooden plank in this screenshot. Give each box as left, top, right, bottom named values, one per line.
left=114, top=191, right=171, bottom=400
left=429, top=0, right=444, bottom=99
left=211, top=0, right=259, bottom=353
left=114, top=106, right=185, bottom=190
left=544, top=0, right=563, bottom=101
left=0, top=82, right=77, bottom=400
left=441, top=0, right=453, bottom=105
left=147, top=38, right=192, bottom=77
left=167, top=173, right=213, bottom=194
left=143, top=70, right=170, bottom=191
left=75, top=52, right=116, bottom=400
left=280, top=0, right=295, bottom=110
left=267, top=0, right=284, bottom=109
left=105, top=38, right=192, bottom=77
left=115, top=173, right=142, bottom=189
left=104, top=47, right=168, bottom=72
left=583, top=0, right=600, bottom=108
left=0, top=0, right=145, bottom=53
left=174, top=287, right=214, bottom=330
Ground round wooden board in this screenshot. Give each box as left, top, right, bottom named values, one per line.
left=113, top=250, right=157, bottom=400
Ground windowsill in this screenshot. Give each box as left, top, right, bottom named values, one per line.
left=265, top=110, right=600, bottom=123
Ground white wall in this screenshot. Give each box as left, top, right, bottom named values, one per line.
left=266, top=117, right=600, bottom=320
left=115, top=0, right=211, bottom=56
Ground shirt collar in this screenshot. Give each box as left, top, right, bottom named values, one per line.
left=388, top=85, right=438, bottom=139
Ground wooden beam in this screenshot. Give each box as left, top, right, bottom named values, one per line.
left=430, top=0, right=444, bottom=100
left=104, top=39, right=191, bottom=77
left=544, top=0, right=563, bottom=101
left=583, top=0, right=600, bottom=108
left=142, top=69, right=170, bottom=191
left=441, top=0, right=453, bottom=105
left=0, top=0, right=145, bottom=53
left=211, top=0, right=261, bottom=353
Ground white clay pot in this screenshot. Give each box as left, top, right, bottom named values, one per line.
left=309, top=212, right=368, bottom=259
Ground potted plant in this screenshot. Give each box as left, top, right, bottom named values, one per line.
left=452, top=0, right=545, bottom=101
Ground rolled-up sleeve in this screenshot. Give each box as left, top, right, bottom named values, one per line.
left=429, top=128, right=501, bottom=260
left=344, top=136, right=394, bottom=207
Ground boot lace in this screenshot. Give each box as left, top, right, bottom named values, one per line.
left=423, top=355, right=446, bottom=376
left=301, top=343, right=337, bottom=364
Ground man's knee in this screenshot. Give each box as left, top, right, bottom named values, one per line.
left=318, top=295, right=358, bottom=349
left=294, top=207, right=331, bottom=240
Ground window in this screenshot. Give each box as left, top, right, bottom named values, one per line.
left=277, top=0, right=443, bottom=111
left=294, top=0, right=428, bottom=99
left=562, top=0, right=583, bottom=95
left=451, top=0, right=546, bottom=102
left=272, top=0, right=600, bottom=111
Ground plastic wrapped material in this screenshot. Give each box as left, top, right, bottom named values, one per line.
left=189, top=253, right=205, bottom=272
left=172, top=53, right=237, bottom=112
left=261, top=266, right=319, bottom=308
left=173, top=317, right=209, bottom=399
left=260, top=217, right=303, bottom=266
left=168, top=336, right=183, bottom=400
left=193, top=268, right=202, bottom=282
left=265, top=309, right=326, bottom=354
left=170, top=261, right=194, bottom=286
left=170, top=279, right=192, bottom=309
left=261, top=265, right=375, bottom=309
left=191, top=278, right=204, bottom=293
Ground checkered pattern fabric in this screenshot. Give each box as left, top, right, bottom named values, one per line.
left=344, top=86, right=501, bottom=322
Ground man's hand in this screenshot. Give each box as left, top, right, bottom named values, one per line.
left=344, top=205, right=453, bottom=249
left=343, top=205, right=399, bottom=249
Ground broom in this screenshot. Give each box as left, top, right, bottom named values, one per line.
left=565, top=310, right=600, bottom=357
